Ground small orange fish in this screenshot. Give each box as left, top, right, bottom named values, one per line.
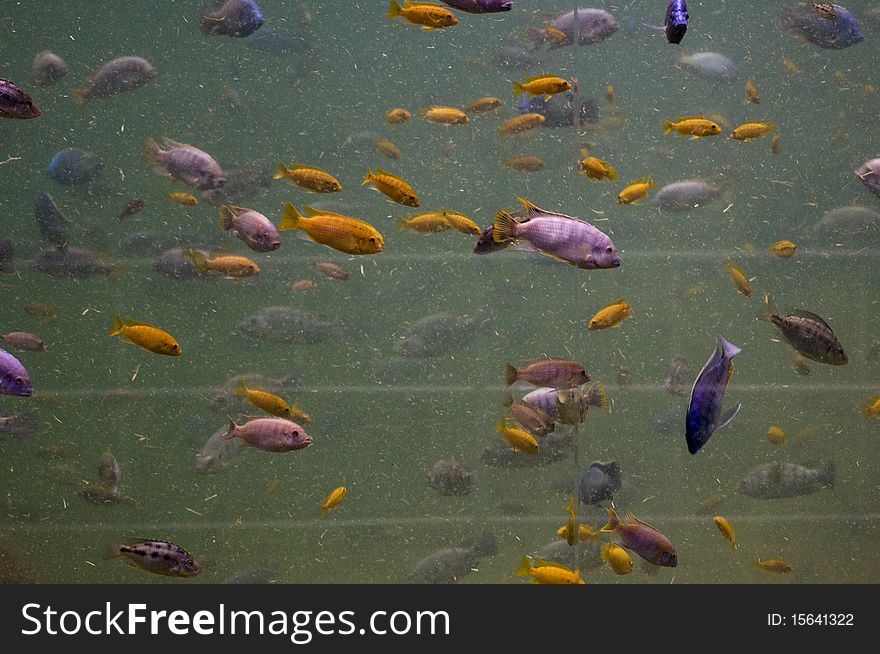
left=617, top=177, right=655, bottom=205
left=588, top=298, right=632, bottom=330
left=497, top=113, right=544, bottom=136
left=496, top=417, right=538, bottom=454
left=512, top=74, right=571, bottom=100
left=362, top=167, right=419, bottom=207
left=442, top=209, right=480, bottom=235
left=501, top=155, right=544, bottom=172
left=745, top=76, right=760, bottom=104
left=373, top=137, right=401, bottom=159
left=287, top=279, right=317, bottom=292
left=320, top=486, right=346, bottom=516
left=662, top=116, right=721, bottom=138
left=183, top=249, right=260, bottom=277
left=387, top=0, right=457, bottom=29
left=730, top=121, right=775, bottom=141
left=108, top=315, right=181, bottom=356
left=166, top=190, right=198, bottom=206
left=579, top=156, right=617, bottom=182
left=273, top=162, right=342, bottom=193
left=769, top=240, right=797, bottom=258
left=754, top=557, right=794, bottom=573
left=714, top=516, right=736, bottom=550
left=724, top=259, right=752, bottom=297
left=419, top=105, right=468, bottom=125
left=384, top=107, right=412, bottom=123
left=465, top=97, right=502, bottom=113
left=397, top=211, right=450, bottom=233
left=766, top=426, right=787, bottom=445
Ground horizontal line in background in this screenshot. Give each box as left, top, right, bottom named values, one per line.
left=29, top=383, right=880, bottom=398
left=9, top=514, right=880, bottom=533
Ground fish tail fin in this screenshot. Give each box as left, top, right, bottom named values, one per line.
left=757, top=292, right=776, bottom=322
left=600, top=542, right=612, bottom=562
left=387, top=0, right=401, bottom=19
left=319, top=505, right=328, bottom=517
left=182, top=248, right=208, bottom=271
left=512, top=80, right=526, bottom=96
left=396, top=216, right=409, bottom=233
left=218, top=205, right=235, bottom=232
left=515, top=556, right=532, bottom=576
left=588, top=381, right=609, bottom=410
left=233, top=380, right=248, bottom=397
left=600, top=507, right=621, bottom=533
left=273, top=161, right=289, bottom=180
left=822, top=461, right=835, bottom=488
left=607, top=165, right=618, bottom=182
left=278, top=202, right=303, bottom=231
left=504, top=362, right=518, bottom=386
left=70, top=87, right=88, bottom=108
left=224, top=419, right=238, bottom=441
left=361, top=168, right=373, bottom=186
left=104, top=540, right=124, bottom=560
left=108, top=314, right=124, bottom=337
left=646, top=176, right=656, bottom=189
left=766, top=121, right=776, bottom=131
left=492, top=211, right=517, bottom=243
left=861, top=399, right=876, bottom=420
left=662, top=119, right=674, bottom=135
left=142, top=137, right=159, bottom=163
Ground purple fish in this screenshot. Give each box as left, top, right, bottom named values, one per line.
left=492, top=197, right=620, bottom=269
left=0, top=78, right=41, bottom=119
left=685, top=336, right=741, bottom=455
left=601, top=507, right=677, bottom=567
left=439, top=0, right=511, bottom=12
left=71, top=56, right=156, bottom=105
left=551, top=8, right=620, bottom=45
left=201, top=0, right=264, bottom=37
left=143, top=137, right=226, bottom=191
left=855, top=157, right=880, bottom=198
left=521, top=382, right=607, bottom=420
left=218, top=204, right=280, bottom=252
left=665, top=0, right=688, bottom=44
left=1, top=348, right=32, bottom=397
left=781, top=3, right=862, bottom=49
left=225, top=417, right=311, bottom=452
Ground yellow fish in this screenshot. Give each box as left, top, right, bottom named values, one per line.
left=588, top=298, right=632, bottom=330
left=372, top=137, right=401, bottom=160
left=754, top=557, right=794, bottom=573
left=713, top=516, right=736, bottom=550
left=362, top=167, right=420, bottom=207
left=600, top=543, right=633, bottom=575
left=605, top=83, right=615, bottom=103
left=234, top=380, right=295, bottom=418
left=387, top=0, right=457, bottom=29
left=769, top=240, right=797, bottom=258
left=166, top=190, right=198, bottom=206
left=730, top=121, right=775, bottom=141
left=183, top=249, right=260, bottom=277
left=860, top=395, right=880, bottom=419
left=397, top=211, right=451, bottom=233
left=662, top=116, right=721, bottom=138
left=512, top=74, right=571, bottom=101
left=280, top=203, right=384, bottom=255
left=745, top=76, right=760, bottom=104
left=579, top=156, right=617, bottom=182
left=564, top=496, right=577, bottom=546
left=724, top=259, right=752, bottom=297
left=766, top=426, right=787, bottom=445
left=556, top=523, right=600, bottom=542
left=497, top=113, right=545, bottom=135
left=780, top=57, right=800, bottom=76
left=617, top=177, right=655, bottom=205
left=273, top=162, right=342, bottom=193
left=495, top=417, right=538, bottom=454
left=320, top=486, right=346, bottom=516
left=384, top=107, right=412, bottom=123
left=515, top=556, right=585, bottom=584
left=442, top=209, right=480, bottom=235
left=682, top=282, right=706, bottom=300
left=419, top=105, right=469, bottom=125
left=108, top=315, right=180, bottom=356
left=465, top=97, right=503, bottom=113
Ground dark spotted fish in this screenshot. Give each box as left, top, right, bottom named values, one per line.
left=758, top=294, right=847, bottom=365
left=0, top=78, right=41, bottom=118
left=33, top=192, right=69, bottom=250
left=738, top=461, right=834, bottom=499
left=117, top=198, right=147, bottom=221
left=107, top=538, right=201, bottom=577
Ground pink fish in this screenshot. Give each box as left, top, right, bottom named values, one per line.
left=225, top=417, right=311, bottom=453
left=143, top=137, right=226, bottom=191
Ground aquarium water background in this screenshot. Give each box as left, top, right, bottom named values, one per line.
left=0, top=0, right=878, bottom=583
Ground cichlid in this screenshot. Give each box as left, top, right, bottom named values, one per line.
left=273, top=162, right=342, bottom=193
left=506, top=358, right=590, bottom=389
left=515, top=556, right=585, bottom=584
left=781, top=3, right=862, bottom=49
left=108, top=315, right=181, bottom=356
left=218, top=204, right=280, bottom=252
left=427, top=459, right=475, bottom=496
left=522, top=382, right=608, bottom=421
left=280, top=203, right=383, bottom=255
left=678, top=51, right=737, bottom=81
left=362, top=167, right=419, bottom=207
left=758, top=294, right=847, bottom=365
left=0, top=78, right=41, bottom=118
left=738, top=461, right=834, bottom=499
left=33, top=192, right=69, bottom=250
left=201, top=0, right=264, bottom=37
left=144, top=137, right=225, bottom=191
left=663, top=116, right=721, bottom=138
left=0, top=331, right=45, bottom=353
left=588, top=298, right=632, bottom=330
left=664, top=0, right=688, bottom=44
left=45, top=148, right=103, bottom=185
left=32, top=51, right=68, bottom=88
left=512, top=74, right=571, bottom=101
left=320, top=486, right=346, bottom=516
left=0, top=348, right=32, bottom=397
left=713, top=516, right=736, bottom=550
left=600, top=507, right=677, bottom=567
left=72, top=57, right=156, bottom=105
left=685, top=336, right=742, bottom=455
left=652, top=179, right=726, bottom=211
left=225, top=417, right=312, bottom=453
left=107, top=539, right=201, bottom=577
left=601, top=542, right=633, bottom=574
left=195, top=424, right=244, bottom=474
left=388, top=0, right=458, bottom=29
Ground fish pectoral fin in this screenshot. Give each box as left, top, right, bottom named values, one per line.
left=717, top=404, right=742, bottom=430
left=535, top=248, right=576, bottom=266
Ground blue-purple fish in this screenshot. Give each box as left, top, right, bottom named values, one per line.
left=492, top=197, right=620, bottom=270
left=0, top=78, right=41, bottom=119
left=781, top=3, right=862, bottom=49
left=201, top=0, right=264, bottom=37
left=685, top=336, right=741, bottom=454
left=143, top=137, right=226, bottom=191
left=218, top=204, right=280, bottom=252
left=440, top=0, right=511, bottom=12
left=665, top=1, right=688, bottom=44
left=0, top=348, right=32, bottom=397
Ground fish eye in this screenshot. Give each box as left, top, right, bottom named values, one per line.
left=369, top=237, right=376, bottom=243
left=293, top=430, right=299, bottom=437
left=606, top=246, right=614, bottom=254
left=15, top=377, right=22, bottom=385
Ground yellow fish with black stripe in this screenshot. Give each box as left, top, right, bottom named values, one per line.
left=280, top=203, right=383, bottom=255
left=108, top=315, right=181, bottom=356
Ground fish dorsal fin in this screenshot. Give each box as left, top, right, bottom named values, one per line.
left=123, top=317, right=160, bottom=329
left=374, top=167, right=407, bottom=184
left=302, top=205, right=348, bottom=219
left=789, top=309, right=833, bottom=331
left=599, top=298, right=627, bottom=311
left=524, top=356, right=575, bottom=365
left=628, top=512, right=660, bottom=531
left=523, top=73, right=558, bottom=83
left=516, top=197, right=546, bottom=219
left=631, top=176, right=655, bottom=186
left=674, top=115, right=710, bottom=122
left=161, top=137, right=190, bottom=149
left=290, top=163, right=331, bottom=174
left=532, top=557, right=574, bottom=572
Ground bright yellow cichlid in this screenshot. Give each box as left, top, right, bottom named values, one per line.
left=769, top=240, right=797, bottom=258
left=730, top=121, right=775, bottom=141
left=497, top=113, right=545, bottom=135
left=588, top=298, right=632, bottom=330
left=515, top=556, right=585, bottom=584
left=861, top=395, right=880, bottom=419
left=108, top=315, right=181, bottom=356
left=320, top=486, right=346, bottom=517
left=183, top=249, right=260, bottom=277
left=579, top=156, right=617, bottom=182
left=724, top=259, right=752, bottom=297
left=754, top=557, right=794, bottom=573
left=397, top=211, right=451, bottom=234
left=662, top=116, right=721, bottom=138
left=565, top=496, right=577, bottom=546
left=166, top=190, right=198, bottom=206
left=384, top=107, right=412, bottom=123
left=766, top=426, right=787, bottom=445
left=556, top=523, right=600, bottom=542
left=617, top=177, right=656, bottom=205
left=419, top=105, right=468, bottom=125
left=387, top=0, right=457, bottom=30
left=713, top=516, right=736, bottom=550
left=273, top=162, right=342, bottom=193
left=280, top=203, right=383, bottom=255
left=600, top=543, right=633, bottom=575
left=233, top=380, right=302, bottom=419
left=362, top=167, right=420, bottom=207
left=495, top=417, right=538, bottom=454
left=442, top=209, right=480, bottom=235
left=512, top=74, right=571, bottom=101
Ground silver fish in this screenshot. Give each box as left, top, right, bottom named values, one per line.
left=406, top=533, right=497, bottom=584
left=492, top=197, right=620, bottom=269
left=143, top=137, right=226, bottom=191
left=237, top=306, right=341, bottom=344
left=550, top=8, right=620, bottom=45
left=813, top=205, right=880, bottom=235
left=32, top=51, right=68, bottom=88
left=521, top=382, right=607, bottom=419
left=758, top=294, right=847, bottom=365
left=97, top=452, right=121, bottom=491
left=195, top=424, right=245, bottom=473
left=218, top=204, right=280, bottom=252
left=738, top=461, right=834, bottom=499
left=72, top=56, right=156, bottom=105
left=662, top=356, right=690, bottom=395
left=678, top=51, right=738, bottom=81
left=393, top=312, right=484, bottom=358
left=651, top=180, right=726, bottom=212
left=426, top=459, right=475, bottom=496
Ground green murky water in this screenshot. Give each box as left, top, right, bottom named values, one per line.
left=1, top=0, right=878, bottom=583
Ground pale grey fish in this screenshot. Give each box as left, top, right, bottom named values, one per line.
left=406, top=533, right=496, bottom=584
left=97, top=452, right=121, bottom=491
left=195, top=424, right=245, bottom=473
left=738, top=461, right=834, bottom=499
left=426, top=459, right=475, bottom=496
left=651, top=180, right=726, bottom=212
left=662, top=356, right=690, bottom=395
left=237, top=306, right=341, bottom=344
left=678, top=51, right=738, bottom=81
left=73, top=56, right=156, bottom=104
left=32, top=51, right=67, bottom=88
left=492, top=198, right=620, bottom=269
left=520, top=382, right=607, bottom=419
left=152, top=247, right=210, bottom=279
left=393, top=312, right=484, bottom=358
left=33, top=248, right=112, bottom=278
left=143, top=137, right=225, bottom=191
left=855, top=158, right=880, bottom=199
left=813, top=205, right=880, bottom=235
left=550, top=8, right=620, bottom=45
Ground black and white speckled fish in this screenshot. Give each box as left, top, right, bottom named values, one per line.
left=107, top=538, right=202, bottom=577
